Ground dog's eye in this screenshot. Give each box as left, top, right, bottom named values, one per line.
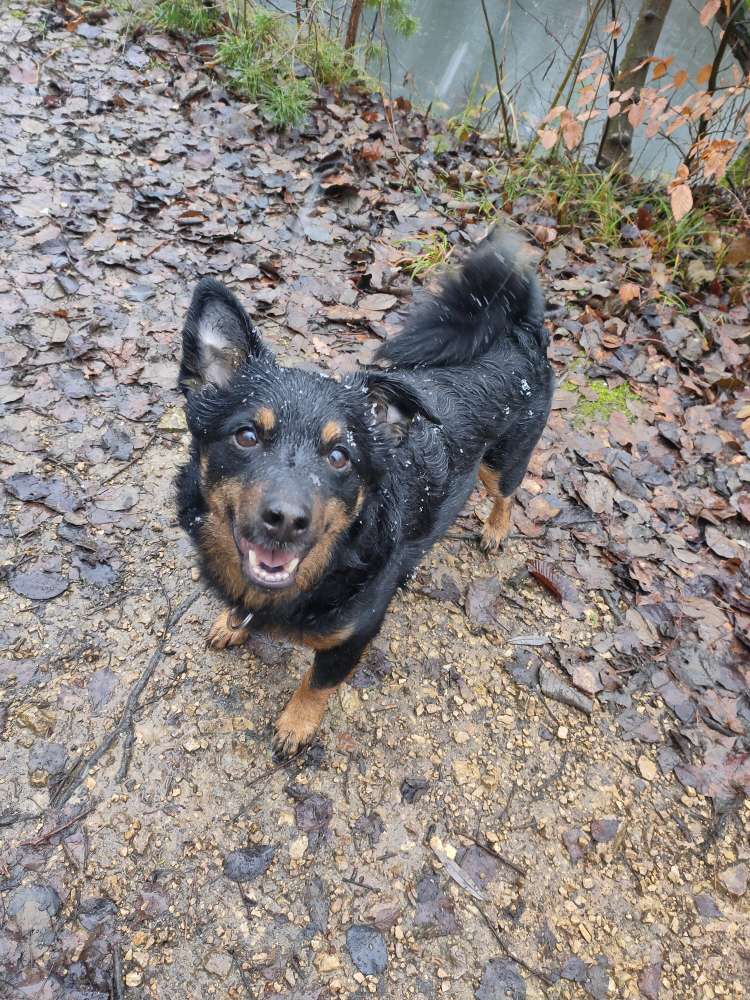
left=234, top=426, right=259, bottom=449
left=328, top=447, right=350, bottom=471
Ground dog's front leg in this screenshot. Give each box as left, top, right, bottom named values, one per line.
left=273, top=632, right=372, bottom=759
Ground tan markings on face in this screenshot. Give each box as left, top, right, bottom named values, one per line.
left=295, top=497, right=354, bottom=591
left=201, top=480, right=272, bottom=607
left=273, top=668, right=332, bottom=757
left=300, top=625, right=353, bottom=651
left=353, top=486, right=365, bottom=517
left=255, top=407, right=276, bottom=432
left=321, top=420, right=343, bottom=448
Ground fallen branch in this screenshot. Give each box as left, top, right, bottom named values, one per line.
left=112, top=943, right=125, bottom=1000
left=51, top=587, right=203, bottom=807
left=94, top=430, right=160, bottom=491
left=19, top=805, right=94, bottom=847
left=477, top=905, right=556, bottom=987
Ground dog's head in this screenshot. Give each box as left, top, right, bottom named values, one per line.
left=179, top=279, right=439, bottom=603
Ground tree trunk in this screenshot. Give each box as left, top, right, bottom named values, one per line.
left=345, top=0, right=365, bottom=49
left=596, top=0, right=674, bottom=171
left=718, top=0, right=750, bottom=76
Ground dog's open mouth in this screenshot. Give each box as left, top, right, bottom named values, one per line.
left=236, top=537, right=301, bottom=589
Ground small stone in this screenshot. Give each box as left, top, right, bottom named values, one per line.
left=124, top=972, right=142, bottom=987
left=314, top=951, right=341, bottom=973
left=191, top=567, right=201, bottom=581
left=719, top=863, right=748, bottom=897
left=338, top=685, right=360, bottom=717
left=557, top=725, right=569, bottom=740
left=289, top=835, right=308, bottom=860
left=346, top=924, right=388, bottom=975
left=454, top=731, right=470, bottom=744
left=590, top=818, right=620, bottom=844
left=638, top=755, right=657, bottom=781
left=183, top=737, right=200, bottom=753
left=204, top=951, right=232, bottom=978
left=222, top=845, right=276, bottom=882
left=158, top=407, right=187, bottom=432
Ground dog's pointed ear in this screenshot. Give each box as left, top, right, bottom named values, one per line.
left=179, top=279, right=266, bottom=393
left=361, top=371, right=441, bottom=445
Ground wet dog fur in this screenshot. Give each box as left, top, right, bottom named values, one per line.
left=176, top=233, right=554, bottom=757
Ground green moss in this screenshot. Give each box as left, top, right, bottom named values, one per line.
left=563, top=377, right=638, bottom=425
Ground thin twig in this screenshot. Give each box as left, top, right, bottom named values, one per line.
left=94, top=430, right=160, bottom=492
left=455, top=828, right=526, bottom=877
left=480, top=0, right=513, bottom=148
left=233, top=748, right=307, bottom=820
left=112, top=943, right=125, bottom=1000
left=476, top=905, right=556, bottom=986
left=51, top=587, right=203, bottom=807
left=19, top=806, right=95, bottom=847
left=528, top=0, right=607, bottom=157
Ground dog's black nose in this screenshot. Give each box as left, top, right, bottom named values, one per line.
left=261, top=499, right=310, bottom=543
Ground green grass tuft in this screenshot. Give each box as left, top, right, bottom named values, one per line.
left=150, top=0, right=221, bottom=35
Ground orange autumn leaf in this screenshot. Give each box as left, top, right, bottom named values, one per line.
left=538, top=127, right=558, bottom=150
left=652, top=57, right=673, bottom=81
left=696, top=63, right=713, bottom=86
left=699, top=0, right=720, bottom=26
left=628, top=101, right=645, bottom=127
left=619, top=283, right=641, bottom=304
left=561, top=118, right=583, bottom=150
left=670, top=183, right=693, bottom=221
left=672, top=69, right=689, bottom=89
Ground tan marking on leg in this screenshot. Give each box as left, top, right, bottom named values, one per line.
left=481, top=495, right=513, bottom=552
left=255, top=407, right=276, bottom=432
left=478, top=462, right=512, bottom=552
left=479, top=462, right=500, bottom=495
left=300, top=625, right=353, bottom=651
left=321, top=420, right=343, bottom=448
left=207, top=608, right=251, bottom=649
left=273, top=668, right=331, bottom=758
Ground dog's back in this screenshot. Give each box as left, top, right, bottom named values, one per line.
left=374, top=232, right=554, bottom=553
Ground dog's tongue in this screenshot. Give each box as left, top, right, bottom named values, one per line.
left=252, top=544, right=292, bottom=568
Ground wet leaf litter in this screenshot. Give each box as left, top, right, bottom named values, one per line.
left=0, top=3, right=748, bottom=999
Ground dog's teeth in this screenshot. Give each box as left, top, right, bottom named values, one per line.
left=287, top=557, right=299, bottom=572
left=246, top=549, right=259, bottom=569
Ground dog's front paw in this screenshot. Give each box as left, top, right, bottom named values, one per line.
left=479, top=524, right=507, bottom=553
left=272, top=670, right=330, bottom=759
left=207, top=608, right=250, bottom=650
left=272, top=711, right=318, bottom=760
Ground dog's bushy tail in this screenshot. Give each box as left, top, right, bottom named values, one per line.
left=375, top=232, right=546, bottom=369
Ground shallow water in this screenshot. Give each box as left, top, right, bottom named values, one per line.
left=379, top=0, right=724, bottom=176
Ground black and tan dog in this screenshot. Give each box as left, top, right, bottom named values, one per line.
left=176, top=234, right=554, bottom=757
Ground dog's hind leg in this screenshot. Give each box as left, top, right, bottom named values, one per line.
left=478, top=463, right=513, bottom=552
left=207, top=607, right=251, bottom=649
left=479, top=413, right=549, bottom=552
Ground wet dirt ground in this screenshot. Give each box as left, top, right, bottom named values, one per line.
left=1, top=4, right=749, bottom=999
